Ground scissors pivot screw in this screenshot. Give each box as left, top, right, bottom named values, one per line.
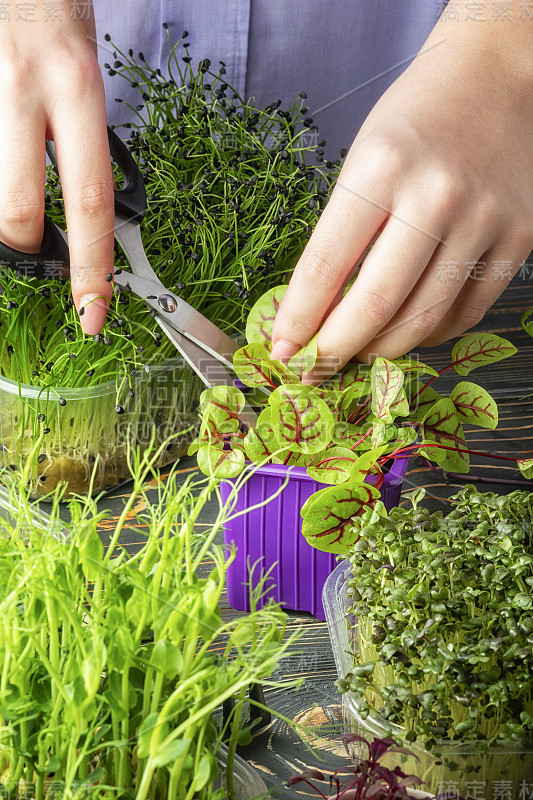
left=158, top=293, right=177, bottom=313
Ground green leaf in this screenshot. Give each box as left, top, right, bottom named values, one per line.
left=314, top=387, right=343, bottom=416
left=301, top=482, right=381, bottom=553
left=389, top=387, right=409, bottom=417
left=306, top=446, right=356, bottom=484
left=371, top=358, right=405, bottom=423
left=234, top=342, right=296, bottom=388
left=393, top=355, right=439, bottom=377
left=288, top=335, right=318, bottom=380
left=518, top=458, right=533, bottom=479
left=244, top=409, right=276, bottom=462
left=449, top=382, right=498, bottom=429
left=380, top=425, right=418, bottom=456
left=80, top=529, right=104, bottom=581
left=197, top=443, right=245, bottom=479
left=521, top=307, right=533, bottom=338
left=332, top=420, right=373, bottom=450
left=334, top=361, right=372, bottom=398
left=269, top=385, right=334, bottom=453
left=408, top=384, right=442, bottom=423
left=151, top=737, right=192, bottom=768
left=349, top=446, right=389, bottom=483
left=200, top=385, right=246, bottom=428
left=81, top=638, right=106, bottom=697
left=245, top=285, right=287, bottom=346
left=371, top=421, right=397, bottom=448
left=191, top=754, right=215, bottom=792
left=137, top=713, right=163, bottom=759
left=451, top=333, right=517, bottom=376
left=150, top=639, right=183, bottom=679
left=419, top=397, right=469, bottom=473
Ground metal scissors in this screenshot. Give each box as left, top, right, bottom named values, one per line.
left=0, top=126, right=257, bottom=428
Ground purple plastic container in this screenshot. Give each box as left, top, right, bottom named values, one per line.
left=220, top=457, right=408, bottom=620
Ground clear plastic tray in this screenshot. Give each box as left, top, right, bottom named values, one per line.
left=0, top=357, right=202, bottom=499
left=323, top=561, right=533, bottom=797
left=0, top=485, right=66, bottom=540
left=215, top=744, right=268, bottom=799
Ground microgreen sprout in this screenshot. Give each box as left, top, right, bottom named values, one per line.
left=0, top=440, right=299, bottom=799
left=287, top=733, right=463, bottom=799
left=339, top=487, right=533, bottom=792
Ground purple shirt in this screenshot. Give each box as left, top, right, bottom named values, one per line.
left=94, top=1, right=442, bottom=157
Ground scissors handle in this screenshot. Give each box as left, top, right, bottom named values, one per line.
left=0, top=126, right=146, bottom=277
left=0, top=216, right=70, bottom=278
left=46, top=126, right=146, bottom=223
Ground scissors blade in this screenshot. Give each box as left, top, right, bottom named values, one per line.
left=113, top=270, right=239, bottom=368
left=158, top=321, right=258, bottom=429
left=113, top=214, right=239, bottom=365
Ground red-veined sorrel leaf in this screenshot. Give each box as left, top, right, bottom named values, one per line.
left=332, top=420, right=374, bottom=451
left=314, top=387, right=343, bottom=418
left=518, top=458, right=533, bottom=479
left=233, top=342, right=296, bottom=389
left=188, top=416, right=222, bottom=456
left=419, top=397, right=469, bottom=473
left=389, top=387, right=409, bottom=417
left=408, top=384, right=442, bottom=422
left=244, top=408, right=278, bottom=461
left=381, top=425, right=418, bottom=455
left=306, top=446, right=356, bottom=484
left=269, top=385, right=334, bottom=453
left=197, top=443, right=245, bottom=479
left=288, top=334, right=318, bottom=380
left=393, top=355, right=438, bottom=377
left=371, top=421, right=398, bottom=448
left=245, top=285, right=287, bottom=347
left=334, top=362, right=372, bottom=398
left=449, top=381, right=498, bottom=429
left=349, top=446, right=389, bottom=483
left=277, top=450, right=315, bottom=467
left=200, top=385, right=245, bottom=429
left=188, top=413, right=245, bottom=456
left=301, top=482, right=381, bottom=554
left=451, top=332, right=516, bottom=376
left=371, top=358, right=405, bottom=423
left=521, top=307, right=533, bottom=338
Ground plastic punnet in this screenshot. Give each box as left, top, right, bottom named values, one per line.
left=323, top=560, right=533, bottom=796
left=220, top=457, right=407, bottom=620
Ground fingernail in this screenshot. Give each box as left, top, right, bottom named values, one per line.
left=271, top=339, right=300, bottom=363
left=79, top=294, right=110, bottom=335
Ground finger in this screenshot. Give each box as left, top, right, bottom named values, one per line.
left=356, top=231, right=492, bottom=360
left=270, top=179, right=388, bottom=362
left=48, top=67, right=114, bottom=335
left=418, top=244, right=529, bottom=346
left=303, top=206, right=445, bottom=381
left=0, top=100, right=46, bottom=253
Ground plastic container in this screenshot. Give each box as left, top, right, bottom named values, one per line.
left=323, top=561, right=533, bottom=797
left=215, top=744, right=267, bottom=799
left=220, top=457, right=407, bottom=620
left=0, top=357, right=203, bottom=499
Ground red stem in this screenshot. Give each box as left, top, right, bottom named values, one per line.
left=379, top=441, right=523, bottom=465
left=349, top=427, right=373, bottom=451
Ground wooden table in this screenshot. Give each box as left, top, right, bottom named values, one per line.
left=94, top=277, right=533, bottom=798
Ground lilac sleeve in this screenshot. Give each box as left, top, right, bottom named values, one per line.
left=94, top=0, right=442, bottom=156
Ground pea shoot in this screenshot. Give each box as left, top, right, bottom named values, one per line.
left=0, top=444, right=299, bottom=800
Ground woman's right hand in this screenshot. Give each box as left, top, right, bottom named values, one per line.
left=0, top=0, right=114, bottom=333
